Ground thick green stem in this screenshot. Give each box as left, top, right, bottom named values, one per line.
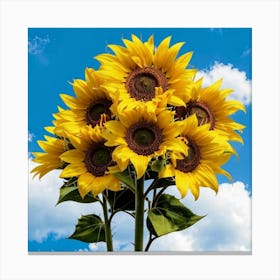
left=102, top=194, right=113, bottom=251
left=134, top=175, right=145, bottom=251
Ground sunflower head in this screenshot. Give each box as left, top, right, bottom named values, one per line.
left=96, top=34, right=196, bottom=111
left=176, top=78, right=246, bottom=143
left=31, top=135, right=67, bottom=179
left=59, top=125, right=121, bottom=197
left=103, top=104, right=188, bottom=179
left=160, top=114, right=234, bottom=199
left=58, top=68, right=114, bottom=135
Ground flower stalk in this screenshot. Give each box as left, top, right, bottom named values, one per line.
left=102, top=194, right=113, bottom=251
left=134, top=175, right=145, bottom=251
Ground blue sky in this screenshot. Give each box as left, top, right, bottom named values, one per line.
left=28, top=28, right=252, bottom=252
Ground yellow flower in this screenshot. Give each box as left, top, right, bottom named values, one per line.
left=176, top=78, right=246, bottom=143
left=59, top=125, right=121, bottom=197
left=58, top=68, right=113, bottom=135
left=159, top=114, right=233, bottom=200
left=46, top=106, right=71, bottom=138
left=103, top=105, right=188, bottom=179
left=31, top=132, right=67, bottom=179
left=31, top=105, right=79, bottom=179
left=95, top=34, right=196, bottom=111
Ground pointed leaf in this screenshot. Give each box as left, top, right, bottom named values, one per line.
left=57, top=178, right=98, bottom=204
left=113, top=171, right=135, bottom=191
left=147, top=194, right=204, bottom=237
left=68, top=214, right=105, bottom=243
left=57, top=186, right=99, bottom=204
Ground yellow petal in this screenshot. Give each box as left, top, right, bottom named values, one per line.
left=78, top=173, right=95, bottom=198
left=154, top=36, right=171, bottom=68
left=44, top=126, right=55, bottom=134
left=60, top=94, right=84, bottom=109
left=107, top=175, right=121, bottom=191
left=175, top=51, right=193, bottom=69
left=112, top=145, right=131, bottom=171
left=60, top=163, right=87, bottom=178
left=157, top=109, right=173, bottom=128
left=159, top=164, right=175, bottom=178
left=90, top=176, right=106, bottom=196
left=223, top=100, right=246, bottom=114
left=196, top=164, right=218, bottom=193
left=130, top=155, right=150, bottom=179
left=60, top=150, right=85, bottom=163
left=174, top=170, right=189, bottom=198
left=168, top=95, right=186, bottom=107
left=104, top=135, right=127, bottom=146
left=104, top=120, right=126, bottom=137
left=163, top=121, right=185, bottom=138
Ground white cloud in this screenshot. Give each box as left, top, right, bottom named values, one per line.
left=28, top=35, right=50, bottom=55
left=149, top=182, right=251, bottom=252
left=28, top=160, right=102, bottom=242
left=28, top=131, right=34, bottom=142
left=29, top=160, right=251, bottom=252
left=110, top=212, right=134, bottom=251
left=29, top=160, right=134, bottom=251
left=195, top=62, right=251, bottom=105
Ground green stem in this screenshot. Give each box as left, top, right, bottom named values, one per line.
left=144, top=235, right=157, bottom=252
left=152, top=186, right=168, bottom=207
left=134, top=175, right=145, bottom=251
left=102, top=194, right=113, bottom=251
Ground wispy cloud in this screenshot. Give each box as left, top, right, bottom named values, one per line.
left=28, top=35, right=50, bottom=55
left=209, top=28, right=223, bottom=34
left=195, top=62, right=252, bottom=105
left=241, top=48, right=251, bottom=57
left=28, top=131, right=35, bottom=142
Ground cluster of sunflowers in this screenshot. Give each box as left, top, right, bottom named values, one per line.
left=31, top=35, right=245, bottom=251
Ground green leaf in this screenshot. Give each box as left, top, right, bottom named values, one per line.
left=68, top=214, right=106, bottom=243
left=56, top=178, right=98, bottom=204
left=150, top=159, right=165, bottom=173
left=57, top=186, right=99, bottom=204
left=147, top=194, right=204, bottom=237
left=113, top=171, right=135, bottom=191
left=107, top=188, right=135, bottom=211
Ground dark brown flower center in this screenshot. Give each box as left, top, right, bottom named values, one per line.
left=176, top=101, right=215, bottom=129
left=85, top=98, right=112, bottom=127
left=125, top=67, right=168, bottom=101
left=176, top=138, right=200, bottom=173
left=126, top=121, right=162, bottom=156
left=85, top=144, right=113, bottom=177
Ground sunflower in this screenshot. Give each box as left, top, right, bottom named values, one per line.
left=159, top=114, right=233, bottom=200
left=45, top=106, right=71, bottom=138
left=58, top=68, right=114, bottom=135
left=31, top=131, right=68, bottom=179
left=103, top=105, right=188, bottom=180
left=31, top=105, right=79, bottom=179
left=176, top=78, right=246, bottom=143
left=59, top=125, right=121, bottom=197
left=95, top=34, right=196, bottom=112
